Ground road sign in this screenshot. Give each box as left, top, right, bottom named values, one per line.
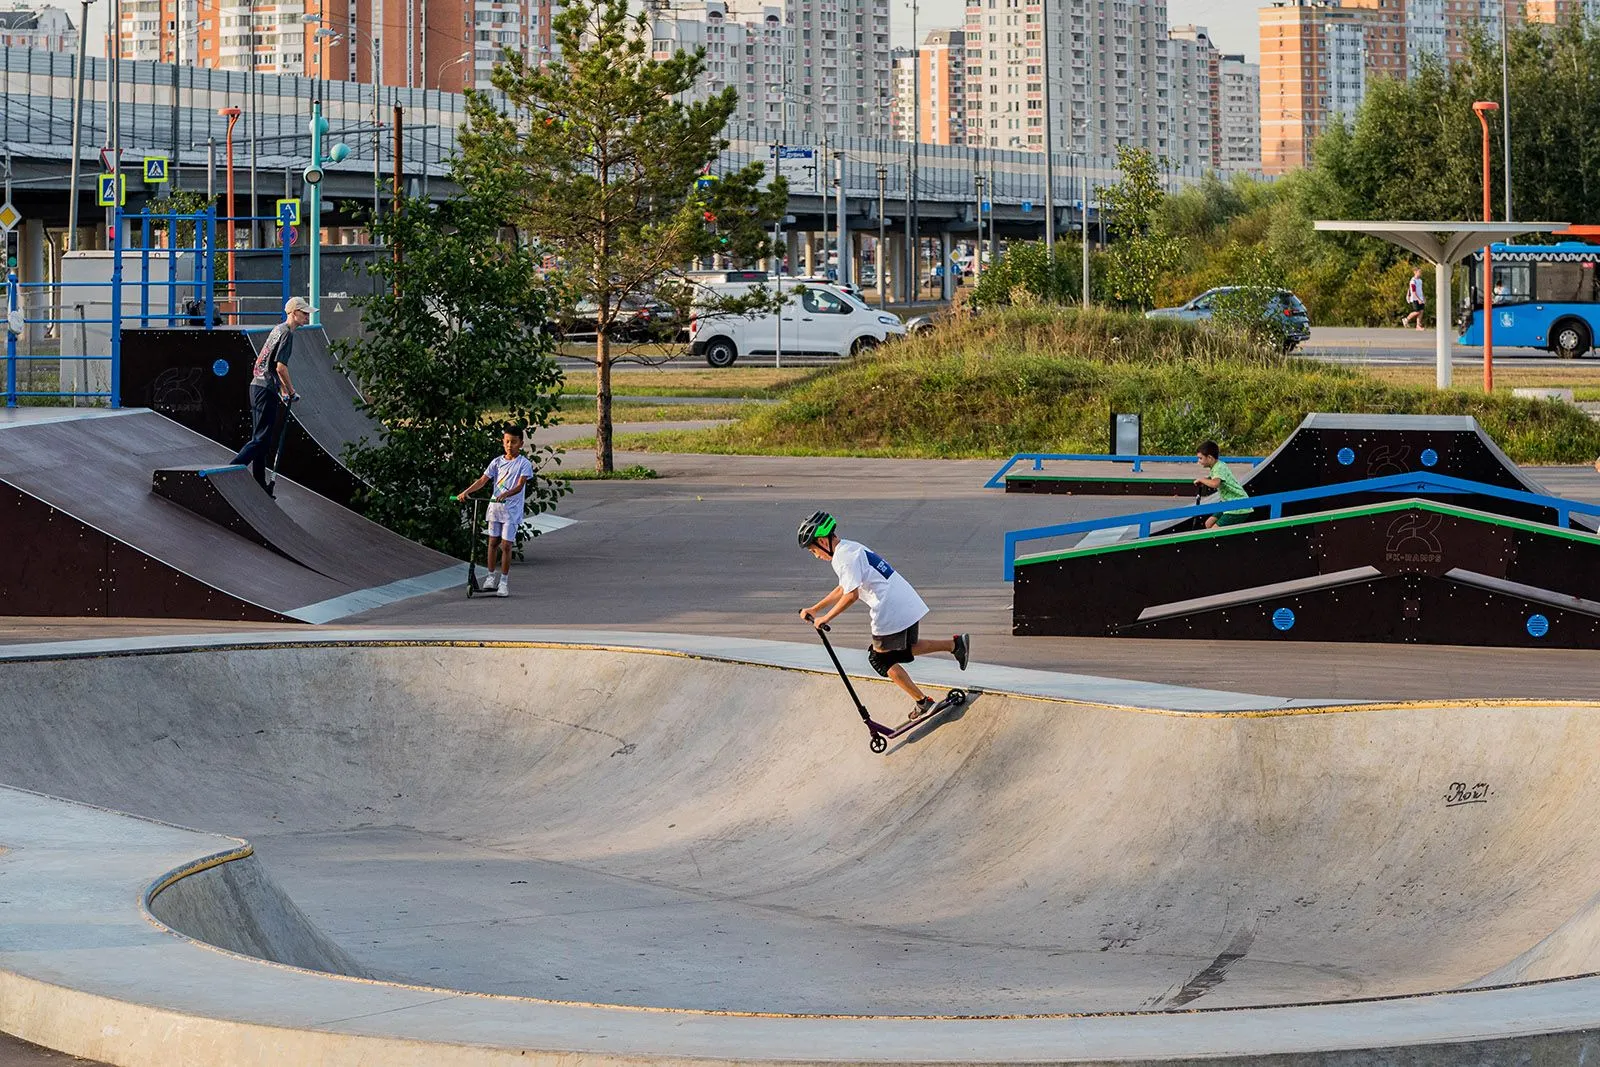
left=772, top=146, right=816, bottom=184
left=143, top=156, right=169, bottom=183
left=0, top=202, right=19, bottom=232
left=982, top=200, right=991, bottom=212
left=1021, top=200, right=1034, bottom=212
left=96, top=173, right=126, bottom=207
left=275, top=198, right=302, bottom=226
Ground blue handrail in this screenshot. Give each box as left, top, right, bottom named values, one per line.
left=1001, top=470, right=1600, bottom=580
left=984, top=452, right=1264, bottom=488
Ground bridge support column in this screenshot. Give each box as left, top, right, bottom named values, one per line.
left=887, top=234, right=907, bottom=304
left=940, top=231, right=954, bottom=302
left=802, top=235, right=815, bottom=276
left=786, top=231, right=800, bottom=275
left=23, top=218, right=46, bottom=346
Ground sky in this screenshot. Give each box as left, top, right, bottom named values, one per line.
left=78, top=0, right=1261, bottom=67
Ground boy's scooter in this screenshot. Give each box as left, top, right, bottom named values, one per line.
left=462, top=495, right=490, bottom=597
left=808, top=620, right=966, bottom=753
left=263, top=394, right=298, bottom=497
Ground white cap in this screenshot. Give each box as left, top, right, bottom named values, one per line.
left=285, top=296, right=317, bottom=315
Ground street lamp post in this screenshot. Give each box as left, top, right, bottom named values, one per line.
left=304, top=101, right=351, bottom=328
left=219, top=106, right=241, bottom=308
left=65, top=0, right=94, bottom=251
left=308, top=15, right=385, bottom=239
left=1474, top=100, right=1499, bottom=394
left=876, top=163, right=887, bottom=309
left=973, top=172, right=985, bottom=282
left=1040, top=0, right=1055, bottom=256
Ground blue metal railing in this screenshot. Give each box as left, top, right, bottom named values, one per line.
left=1001, top=471, right=1600, bottom=580
left=984, top=452, right=1264, bottom=489
left=4, top=204, right=295, bottom=407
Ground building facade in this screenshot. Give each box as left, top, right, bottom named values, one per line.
left=651, top=0, right=792, bottom=131
left=1168, top=24, right=1216, bottom=169
left=891, top=29, right=966, bottom=145
left=117, top=0, right=557, bottom=91
left=0, top=5, right=76, bottom=51
left=1218, top=54, right=1260, bottom=172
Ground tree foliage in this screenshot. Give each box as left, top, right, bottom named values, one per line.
left=457, top=0, right=788, bottom=471
left=970, top=239, right=1084, bottom=308
left=1099, top=146, right=1182, bottom=309
left=336, top=189, right=567, bottom=556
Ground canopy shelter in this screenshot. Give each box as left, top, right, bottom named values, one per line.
left=1314, top=221, right=1566, bottom=388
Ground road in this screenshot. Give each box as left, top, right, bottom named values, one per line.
left=1303, top=327, right=1586, bottom=366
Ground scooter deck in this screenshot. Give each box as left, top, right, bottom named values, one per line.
left=869, top=688, right=968, bottom=742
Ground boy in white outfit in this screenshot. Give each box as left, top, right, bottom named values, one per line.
left=455, top=428, right=533, bottom=597
left=797, top=510, right=970, bottom=719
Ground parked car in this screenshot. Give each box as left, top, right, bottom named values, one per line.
left=904, top=313, right=937, bottom=336
left=566, top=294, right=678, bottom=342
left=787, top=276, right=867, bottom=303
left=1145, top=287, right=1311, bottom=349
left=688, top=281, right=907, bottom=367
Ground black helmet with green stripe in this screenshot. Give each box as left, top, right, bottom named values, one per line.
left=797, top=510, right=837, bottom=548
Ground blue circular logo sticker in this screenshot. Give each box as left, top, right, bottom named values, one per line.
left=1272, top=608, right=1296, bottom=631
left=1336, top=447, right=1355, bottom=466
left=1420, top=448, right=1438, bottom=468
left=211, top=359, right=229, bottom=377
left=1527, top=614, right=1550, bottom=638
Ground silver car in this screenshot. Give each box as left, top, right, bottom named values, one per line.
left=1146, top=287, right=1311, bottom=347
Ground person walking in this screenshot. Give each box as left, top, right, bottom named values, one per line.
left=230, top=296, right=312, bottom=495
left=1402, top=268, right=1427, bottom=331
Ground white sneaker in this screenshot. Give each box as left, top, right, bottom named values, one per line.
left=479, top=572, right=499, bottom=591
left=496, top=578, right=509, bottom=598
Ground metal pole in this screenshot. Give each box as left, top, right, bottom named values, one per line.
left=66, top=0, right=93, bottom=252
left=249, top=64, right=259, bottom=248
left=1041, top=0, right=1055, bottom=255
left=1082, top=163, right=1091, bottom=308
left=373, top=45, right=381, bottom=239
left=973, top=171, right=983, bottom=283
left=309, top=100, right=323, bottom=325
left=1475, top=101, right=1498, bottom=393
left=222, top=108, right=240, bottom=316
left=910, top=0, right=920, bottom=301
left=903, top=151, right=912, bottom=302
left=1500, top=12, right=1512, bottom=222
left=877, top=164, right=887, bottom=309
left=169, top=2, right=179, bottom=189
left=207, top=137, right=215, bottom=198
left=834, top=150, right=848, bottom=286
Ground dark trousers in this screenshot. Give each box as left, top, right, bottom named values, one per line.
left=231, top=384, right=283, bottom=487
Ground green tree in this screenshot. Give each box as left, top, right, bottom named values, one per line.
left=970, top=239, right=1083, bottom=308
left=336, top=188, right=567, bottom=555
left=1099, top=146, right=1182, bottom=309
left=458, top=0, right=788, bottom=472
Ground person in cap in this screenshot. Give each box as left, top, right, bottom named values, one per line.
left=797, top=511, right=971, bottom=720
left=230, top=295, right=313, bottom=495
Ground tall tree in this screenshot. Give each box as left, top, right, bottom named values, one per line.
left=1099, top=146, right=1182, bottom=310
left=337, top=187, right=567, bottom=555
left=458, top=0, right=787, bottom=472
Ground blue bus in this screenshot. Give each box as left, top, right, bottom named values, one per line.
left=1458, top=242, right=1600, bottom=357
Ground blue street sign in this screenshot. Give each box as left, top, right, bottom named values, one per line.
left=982, top=200, right=991, bottom=212
left=1021, top=200, right=1033, bottom=212
left=143, top=156, right=169, bottom=183
left=96, top=173, right=126, bottom=207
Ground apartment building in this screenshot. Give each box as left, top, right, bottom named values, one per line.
left=117, top=0, right=557, bottom=91
left=1218, top=54, right=1261, bottom=172
left=0, top=5, right=76, bottom=51
left=651, top=0, right=792, bottom=131
left=1168, top=24, right=1216, bottom=169
left=891, top=29, right=966, bottom=145
left=963, top=0, right=1171, bottom=161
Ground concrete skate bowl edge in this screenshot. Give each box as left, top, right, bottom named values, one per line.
left=3, top=637, right=1600, bottom=1065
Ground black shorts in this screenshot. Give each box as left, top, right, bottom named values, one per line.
left=1408, top=300, right=1425, bottom=312
left=867, top=621, right=919, bottom=676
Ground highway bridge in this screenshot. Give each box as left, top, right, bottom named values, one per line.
left=2, top=45, right=1202, bottom=297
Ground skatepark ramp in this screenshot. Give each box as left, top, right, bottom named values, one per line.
left=1008, top=415, right=1600, bottom=646
left=3, top=633, right=1600, bottom=1064
left=119, top=326, right=369, bottom=506
left=0, top=408, right=459, bottom=622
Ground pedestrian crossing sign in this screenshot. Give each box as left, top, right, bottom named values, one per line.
left=275, top=198, right=301, bottom=227
left=143, top=156, right=169, bottom=183
left=96, top=173, right=126, bottom=207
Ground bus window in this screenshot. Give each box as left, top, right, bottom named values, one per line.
left=1535, top=261, right=1598, bottom=303
left=1491, top=263, right=1532, bottom=303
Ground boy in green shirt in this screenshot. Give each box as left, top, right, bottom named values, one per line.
left=1193, top=440, right=1254, bottom=528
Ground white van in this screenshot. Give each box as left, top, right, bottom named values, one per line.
left=688, top=281, right=907, bottom=367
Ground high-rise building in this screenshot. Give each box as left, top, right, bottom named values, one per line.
left=1218, top=54, right=1261, bottom=172
left=651, top=0, right=792, bottom=131
left=1168, top=24, right=1216, bottom=169
left=964, top=0, right=1171, bottom=160
left=0, top=4, right=77, bottom=51
left=117, top=0, right=557, bottom=92
left=892, top=29, right=967, bottom=145
left=787, top=0, right=892, bottom=139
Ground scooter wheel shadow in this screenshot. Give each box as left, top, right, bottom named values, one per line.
left=884, top=688, right=985, bottom=755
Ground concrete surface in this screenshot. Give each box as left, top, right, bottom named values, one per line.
left=6, top=635, right=1600, bottom=1064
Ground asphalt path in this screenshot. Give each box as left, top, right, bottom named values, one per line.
left=355, top=451, right=1600, bottom=704
left=1301, top=326, right=1593, bottom=366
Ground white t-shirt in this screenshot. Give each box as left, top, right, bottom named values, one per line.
left=830, top=538, right=929, bottom=637
left=483, top=454, right=533, bottom=517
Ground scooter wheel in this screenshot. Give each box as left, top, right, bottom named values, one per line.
left=947, top=689, right=966, bottom=705
left=869, top=735, right=888, bottom=754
